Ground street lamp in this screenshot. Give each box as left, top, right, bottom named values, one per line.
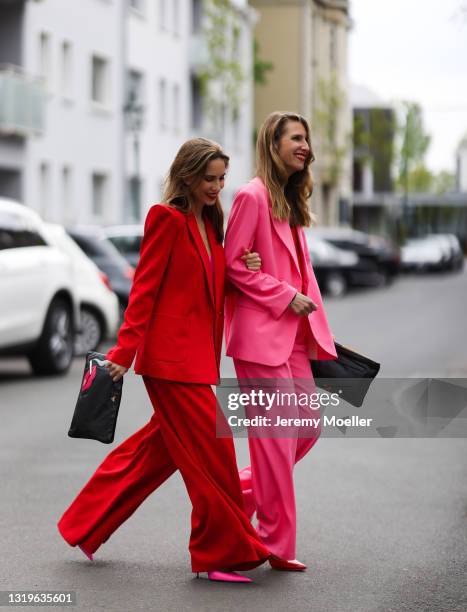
left=123, top=89, right=144, bottom=222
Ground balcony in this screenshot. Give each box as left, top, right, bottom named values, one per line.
left=0, top=65, right=45, bottom=136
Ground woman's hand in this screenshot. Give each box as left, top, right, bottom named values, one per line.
left=288, top=292, right=318, bottom=316
left=105, top=360, right=128, bottom=382
left=241, top=248, right=262, bottom=271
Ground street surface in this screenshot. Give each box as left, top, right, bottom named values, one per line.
left=1, top=267, right=466, bottom=611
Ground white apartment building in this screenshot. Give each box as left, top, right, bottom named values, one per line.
left=0, top=0, right=256, bottom=225
left=456, top=136, right=467, bottom=193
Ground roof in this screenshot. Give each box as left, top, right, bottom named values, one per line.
left=0, top=198, right=43, bottom=222
left=351, top=84, right=391, bottom=109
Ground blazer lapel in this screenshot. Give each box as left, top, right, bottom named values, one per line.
left=267, top=205, right=301, bottom=278
left=186, top=213, right=215, bottom=306
left=205, top=220, right=225, bottom=312
left=296, top=226, right=310, bottom=290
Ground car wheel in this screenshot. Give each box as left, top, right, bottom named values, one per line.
left=28, top=298, right=74, bottom=375
left=75, top=307, right=104, bottom=355
left=325, top=272, right=347, bottom=297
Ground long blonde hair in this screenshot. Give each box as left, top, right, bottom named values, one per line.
left=256, top=111, right=315, bottom=227
left=162, top=138, right=229, bottom=242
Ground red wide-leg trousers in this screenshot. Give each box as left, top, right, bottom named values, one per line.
left=57, top=377, right=270, bottom=572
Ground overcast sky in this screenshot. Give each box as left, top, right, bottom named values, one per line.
left=349, top=0, right=467, bottom=173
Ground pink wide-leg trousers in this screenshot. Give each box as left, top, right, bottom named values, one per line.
left=233, top=328, right=320, bottom=560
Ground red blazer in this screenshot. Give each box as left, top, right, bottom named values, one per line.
left=105, top=204, right=225, bottom=385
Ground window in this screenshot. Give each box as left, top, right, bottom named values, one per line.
left=173, top=0, right=180, bottom=35
left=92, top=173, right=107, bottom=217
left=126, top=177, right=142, bottom=222
left=61, top=166, right=72, bottom=223
left=60, top=41, right=72, bottom=97
left=0, top=212, right=46, bottom=250
left=39, top=32, right=51, bottom=88
left=91, top=55, right=109, bottom=105
left=158, top=78, right=167, bottom=129
left=190, top=75, right=202, bottom=130
left=159, top=0, right=167, bottom=31
left=129, top=0, right=144, bottom=11
left=192, top=0, right=202, bottom=33
left=330, top=24, right=337, bottom=69
left=172, top=83, right=180, bottom=132
left=39, top=162, right=49, bottom=218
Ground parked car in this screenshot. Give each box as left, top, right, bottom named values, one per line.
left=311, top=227, right=401, bottom=285
left=67, top=227, right=135, bottom=316
left=401, top=234, right=464, bottom=272
left=303, top=231, right=359, bottom=297
left=104, top=225, right=143, bottom=268
left=0, top=199, right=79, bottom=375
left=426, top=234, right=464, bottom=271
left=43, top=224, right=119, bottom=354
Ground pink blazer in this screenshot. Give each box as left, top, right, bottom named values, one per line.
left=224, top=176, right=337, bottom=367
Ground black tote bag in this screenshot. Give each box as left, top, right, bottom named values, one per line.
left=68, top=351, right=123, bottom=444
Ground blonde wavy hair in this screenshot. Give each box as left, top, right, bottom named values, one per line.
left=162, top=138, right=229, bottom=242
left=256, top=111, right=316, bottom=227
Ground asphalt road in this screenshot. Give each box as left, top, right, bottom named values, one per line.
left=1, top=268, right=466, bottom=612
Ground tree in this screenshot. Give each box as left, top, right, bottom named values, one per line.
left=396, top=101, right=431, bottom=194
left=353, top=108, right=396, bottom=192
left=198, top=0, right=245, bottom=125
left=253, top=39, right=273, bottom=86
left=433, top=170, right=455, bottom=194
left=406, top=165, right=433, bottom=192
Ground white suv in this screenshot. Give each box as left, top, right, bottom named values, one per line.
left=43, top=223, right=119, bottom=354
left=0, top=199, right=79, bottom=375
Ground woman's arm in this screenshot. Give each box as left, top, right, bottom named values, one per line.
left=105, top=205, right=183, bottom=369
left=224, top=190, right=297, bottom=320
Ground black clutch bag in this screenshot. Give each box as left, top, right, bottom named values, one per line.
left=310, top=342, right=380, bottom=407
left=68, top=351, right=123, bottom=444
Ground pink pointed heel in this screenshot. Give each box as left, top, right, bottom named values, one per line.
left=195, top=570, right=252, bottom=583
left=78, top=544, right=94, bottom=562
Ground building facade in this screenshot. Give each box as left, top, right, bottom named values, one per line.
left=456, top=135, right=467, bottom=193
left=250, top=0, right=352, bottom=227
left=0, top=0, right=256, bottom=224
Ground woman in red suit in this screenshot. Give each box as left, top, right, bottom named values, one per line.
left=57, top=138, right=270, bottom=583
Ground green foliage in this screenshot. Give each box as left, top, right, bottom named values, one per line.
left=253, top=39, right=274, bottom=85
left=313, top=72, right=350, bottom=186
left=353, top=108, right=396, bottom=191
left=398, top=165, right=433, bottom=192
left=394, top=166, right=454, bottom=195
left=198, top=0, right=245, bottom=122
left=397, top=101, right=431, bottom=194
left=433, top=170, right=455, bottom=194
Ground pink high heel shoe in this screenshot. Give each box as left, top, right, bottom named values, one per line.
left=78, top=544, right=94, bottom=562
left=195, top=570, right=252, bottom=583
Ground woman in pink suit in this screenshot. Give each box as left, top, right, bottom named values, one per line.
left=224, top=112, right=337, bottom=570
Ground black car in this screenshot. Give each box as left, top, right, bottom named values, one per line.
left=67, top=227, right=134, bottom=315
left=303, top=232, right=359, bottom=297
left=310, top=227, right=401, bottom=286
